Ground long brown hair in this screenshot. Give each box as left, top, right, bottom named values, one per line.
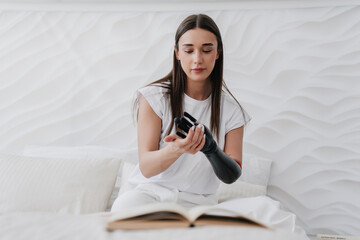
left=136, top=14, right=245, bottom=140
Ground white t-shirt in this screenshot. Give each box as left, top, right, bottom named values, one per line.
left=128, top=85, right=251, bottom=195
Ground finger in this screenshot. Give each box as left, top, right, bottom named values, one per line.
left=191, top=124, right=203, bottom=147
left=194, top=134, right=206, bottom=152
left=184, top=112, right=198, bottom=125
left=176, top=131, right=186, bottom=139
left=178, top=123, right=189, bottom=133
left=180, top=117, right=194, bottom=131
left=164, top=134, right=180, bottom=142
left=189, top=125, right=203, bottom=150
left=175, top=117, right=190, bottom=133
left=197, top=124, right=205, bottom=139
left=182, top=125, right=195, bottom=146
left=175, top=117, right=186, bottom=127
left=181, top=117, right=194, bottom=129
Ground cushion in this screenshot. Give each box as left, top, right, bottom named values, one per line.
left=117, top=148, right=139, bottom=195
left=23, top=145, right=124, bottom=159
left=0, top=154, right=121, bottom=214
left=216, top=154, right=272, bottom=202
left=22, top=145, right=125, bottom=211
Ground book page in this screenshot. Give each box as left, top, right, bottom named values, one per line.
left=188, top=199, right=270, bottom=228
left=109, top=202, right=192, bottom=222
left=186, top=205, right=214, bottom=222
left=194, top=215, right=266, bottom=228
left=107, top=212, right=190, bottom=230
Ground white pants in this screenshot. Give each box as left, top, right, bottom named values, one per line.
left=111, top=183, right=218, bottom=212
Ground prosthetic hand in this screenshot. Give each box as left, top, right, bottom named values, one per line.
left=174, top=112, right=241, bottom=184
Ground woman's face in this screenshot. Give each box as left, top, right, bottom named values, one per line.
left=175, top=28, right=219, bottom=83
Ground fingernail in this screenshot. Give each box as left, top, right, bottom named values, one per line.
left=192, top=126, right=195, bottom=131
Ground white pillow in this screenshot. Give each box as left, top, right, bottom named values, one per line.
left=118, top=148, right=140, bottom=195
left=216, top=154, right=272, bottom=202
left=240, top=154, right=272, bottom=186
left=23, top=145, right=124, bottom=159
left=22, top=145, right=126, bottom=211
left=0, top=154, right=121, bottom=214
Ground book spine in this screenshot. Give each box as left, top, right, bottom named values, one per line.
left=317, top=234, right=360, bottom=240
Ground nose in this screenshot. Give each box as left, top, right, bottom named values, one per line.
left=193, top=50, right=203, bottom=64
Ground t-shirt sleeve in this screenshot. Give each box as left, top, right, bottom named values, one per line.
left=136, top=85, right=166, bottom=119
left=225, top=100, right=252, bottom=134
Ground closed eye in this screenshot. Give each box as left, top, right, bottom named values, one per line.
left=184, top=50, right=212, bottom=53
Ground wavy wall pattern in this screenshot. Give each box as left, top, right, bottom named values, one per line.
left=0, top=3, right=359, bottom=236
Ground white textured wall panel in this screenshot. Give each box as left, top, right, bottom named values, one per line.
left=0, top=2, right=359, bottom=237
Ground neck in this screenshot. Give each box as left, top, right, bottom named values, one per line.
left=185, top=79, right=212, bottom=100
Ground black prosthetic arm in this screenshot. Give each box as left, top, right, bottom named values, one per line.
left=174, top=112, right=241, bottom=184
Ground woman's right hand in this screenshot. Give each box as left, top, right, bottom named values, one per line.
left=163, top=124, right=205, bottom=155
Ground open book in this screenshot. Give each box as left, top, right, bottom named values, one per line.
left=107, top=200, right=271, bottom=230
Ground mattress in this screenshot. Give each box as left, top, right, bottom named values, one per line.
left=0, top=212, right=309, bottom=240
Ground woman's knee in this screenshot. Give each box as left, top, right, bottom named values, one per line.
left=110, top=189, right=157, bottom=212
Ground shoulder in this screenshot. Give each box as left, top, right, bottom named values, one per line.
left=221, top=91, right=252, bottom=128
left=221, top=91, right=241, bottom=110
left=138, top=84, right=168, bottom=97
left=137, top=83, right=170, bottom=118
left=137, top=84, right=170, bottom=103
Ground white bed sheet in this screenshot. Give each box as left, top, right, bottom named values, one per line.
left=0, top=196, right=310, bottom=240
left=0, top=212, right=308, bottom=240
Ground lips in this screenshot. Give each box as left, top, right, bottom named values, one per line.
left=192, top=68, right=206, bottom=73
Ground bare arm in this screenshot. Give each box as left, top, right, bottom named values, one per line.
left=137, top=96, right=205, bottom=178
left=223, top=126, right=244, bottom=166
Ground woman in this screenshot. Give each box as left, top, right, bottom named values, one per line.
left=111, top=14, right=250, bottom=212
